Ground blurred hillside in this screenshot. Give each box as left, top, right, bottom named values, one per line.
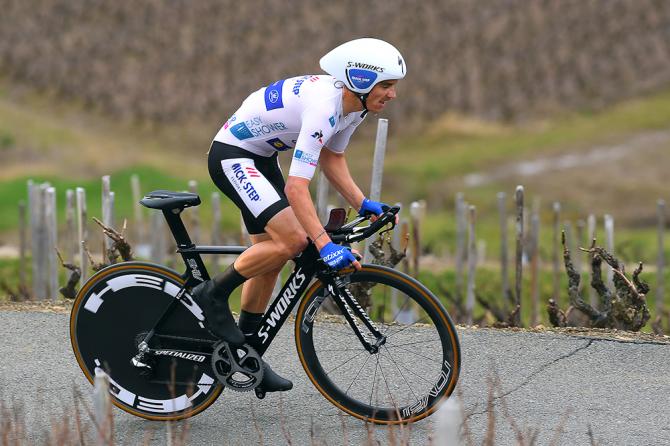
left=1, top=0, right=670, bottom=126
left=1, top=0, right=670, bottom=260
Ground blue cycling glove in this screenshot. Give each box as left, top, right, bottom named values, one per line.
left=319, top=242, right=356, bottom=270
left=358, top=197, right=388, bottom=217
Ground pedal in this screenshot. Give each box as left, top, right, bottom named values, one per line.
left=211, top=341, right=264, bottom=392
left=254, top=388, right=266, bottom=400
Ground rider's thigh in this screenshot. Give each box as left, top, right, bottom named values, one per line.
left=264, top=207, right=308, bottom=257
left=249, top=233, right=272, bottom=245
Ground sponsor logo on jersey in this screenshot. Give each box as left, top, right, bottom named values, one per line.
left=347, top=69, right=378, bottom=90
left=230, top=122, right=254, bottom=140
left=329, top=116, right=336, bottom=127
left=231, top=163, right=261, bottom=201
left=294, top=150, right=318, bottom=167
left=266, top=138, right=292, bottom=151
left=346, top=61, right=385, bottom=73
left=292, top=75, right=320, bottom=96
left=292, top=75, right=309, bottom=95
left=245, top=166, right=261, bottom=178
left=251, top=121, right=287, bottom=136
left=311, top=130, right=324, bottom=144
left=264, top=79, right=285, bottom=111
left=223, top=114, right=237, bottom=130
left=236, top=116, right=288, bottom=138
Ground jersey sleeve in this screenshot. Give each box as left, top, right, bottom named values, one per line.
left=288, top=109, right=338, bottom=180
left=325, top=113, right=366, bottom=153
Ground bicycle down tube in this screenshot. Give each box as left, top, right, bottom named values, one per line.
left=247, top=248, right=320, bottom=355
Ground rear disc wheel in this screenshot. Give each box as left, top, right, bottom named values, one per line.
left=70, top=262, right=223, bottom=420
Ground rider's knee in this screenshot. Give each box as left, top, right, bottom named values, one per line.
left=267, top=265, right=284, bottom=277
left=279, top=233, right=308, bottom=259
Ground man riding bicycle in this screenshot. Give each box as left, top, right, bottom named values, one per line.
left=193, top=38, right=406, bottom=394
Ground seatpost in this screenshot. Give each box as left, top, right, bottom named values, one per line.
left=162, top=208, right=194, bottom=249
left=161, top=207, right=211, bottom=284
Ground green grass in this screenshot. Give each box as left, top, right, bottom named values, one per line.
left=0, top=165, right=242, bottom=234
left=418, top=206, right=669, bottom=272
left=0, top=257, right=28, bottom=288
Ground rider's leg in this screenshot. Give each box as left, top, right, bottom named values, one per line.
left=238, top=233, right=282, bottom=344
left=193, top=208, right=307, bottom=345
left=233, top=207, right=307, bottom=278
left=240, top=233, right=285, bottom=313
left=234, top=208, right=306, bottom=339
left=201, top=143, right=305, bottom=352
left=236, top=211, right=306, bottom=393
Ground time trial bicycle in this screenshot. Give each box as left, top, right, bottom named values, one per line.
left=70, top=190, right=460, bottom=424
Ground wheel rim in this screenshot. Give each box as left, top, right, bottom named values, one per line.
left=296, top=266, right=459, bottom=423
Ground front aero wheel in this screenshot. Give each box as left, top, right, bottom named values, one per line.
left=295, top=265, right=460, bottom=424
left=70, top=262, right=223, bottom=421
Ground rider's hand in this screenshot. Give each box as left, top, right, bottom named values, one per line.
left=358, top=197, right=388, bottom=217
left=319, top=242, right=361, bottom=271
left=358, top=197, right=397, bottom=224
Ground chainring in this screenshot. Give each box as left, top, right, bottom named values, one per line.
left=211, top=341, right=263, bottom=392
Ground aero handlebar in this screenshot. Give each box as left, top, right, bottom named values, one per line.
left=329, top=206, right=400, bottom=244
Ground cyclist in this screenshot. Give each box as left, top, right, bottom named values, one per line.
left=194, top=38, right=406, bottom=393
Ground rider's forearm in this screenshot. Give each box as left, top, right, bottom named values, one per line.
left=319, top=149, right=365, bottom=210
left=285, top=176, right=332, bottom=250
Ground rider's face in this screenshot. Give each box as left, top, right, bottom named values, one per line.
left=366, top=80, right=398, bottom=113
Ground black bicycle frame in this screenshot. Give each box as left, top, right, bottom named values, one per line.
left=245, top=250, right=321, bottom=355
left=145, top=206, right=381, bottom=358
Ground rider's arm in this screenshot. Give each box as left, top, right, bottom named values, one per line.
left=321, top=147, right=397, bottom=224
left=285, top=176, right=332, bottom=251
left=318, top=148, right=365, bottom=210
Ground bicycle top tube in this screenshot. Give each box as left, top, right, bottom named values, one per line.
left=178, top=245, right=247, bottom=255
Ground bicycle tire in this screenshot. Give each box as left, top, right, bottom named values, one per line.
left=70, top=261, right=223, bottom=421
left=295, top=264, right=460, bottom=424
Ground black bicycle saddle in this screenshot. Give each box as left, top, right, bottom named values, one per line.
left=140, top=190, right=201, bottom=210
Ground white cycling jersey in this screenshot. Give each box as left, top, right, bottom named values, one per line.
left=213, top=75, right=366, bottom=180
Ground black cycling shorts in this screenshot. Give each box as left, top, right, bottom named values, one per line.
left=208, top=141, right=290, bottom=235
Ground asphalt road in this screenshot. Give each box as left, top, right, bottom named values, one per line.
left=1, top=309, right=669, bottom=445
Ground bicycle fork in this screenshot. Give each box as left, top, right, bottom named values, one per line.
left=326, top=275, right=387, bottom=354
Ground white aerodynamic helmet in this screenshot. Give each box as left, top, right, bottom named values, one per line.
left=319, top=38, right=407, bottom=95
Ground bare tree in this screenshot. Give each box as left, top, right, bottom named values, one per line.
left=548, top=232, right=650, bottom=331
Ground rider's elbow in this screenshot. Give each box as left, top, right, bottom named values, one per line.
left=284, top=176, right=310, bottom=203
